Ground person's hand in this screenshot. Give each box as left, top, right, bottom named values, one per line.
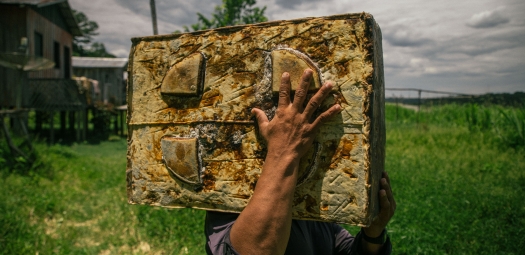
left=251, top=69, right=341, bottom=161
left=363, top=171, right=396, bottom=238
left=231, top=69, right=341, bottom=255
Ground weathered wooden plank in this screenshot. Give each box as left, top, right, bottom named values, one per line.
left=127, top=13, right=385, bottom=226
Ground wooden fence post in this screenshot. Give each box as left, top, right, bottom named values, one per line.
left=417, top=90, right=422, bottom=125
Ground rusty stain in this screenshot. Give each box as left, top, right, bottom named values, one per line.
left=294, top=194, right=319, bottom=214
left=333, top=91, right=349, bottom=106
left=202, top=88, right=221, bottom=100
left=201, top=166, right=217, bottom=192
left=127, top=13, right=385, bottom=226
left=342, top=167, right=358, bottom=180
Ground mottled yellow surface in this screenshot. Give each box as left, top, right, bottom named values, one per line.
left=127, top=13, right=384, bottom=226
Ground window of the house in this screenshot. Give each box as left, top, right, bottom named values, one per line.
left=64, top=46, right=71, bottom=79
left=34, top=32, right=43, bottom=57
left=54, top=41, right=60, bottom=69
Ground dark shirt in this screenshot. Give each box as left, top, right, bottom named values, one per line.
left=205, top=211, right=392, bottom=255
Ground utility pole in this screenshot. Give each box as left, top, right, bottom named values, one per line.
left=150, top=0, right=158, bottom=35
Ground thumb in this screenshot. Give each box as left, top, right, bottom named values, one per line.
left=251, top=108, right=269, bottom=129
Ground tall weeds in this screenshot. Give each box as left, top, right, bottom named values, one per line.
left=387, top=103, right=525, bottom=149
left=465, top=104, right=492, bottom=132
left=495, top=107, right=525, bottom=148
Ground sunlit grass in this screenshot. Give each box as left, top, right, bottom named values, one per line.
left=1, top=139, right=205, bottom=254
left=384, top=123, right=524, bottom=254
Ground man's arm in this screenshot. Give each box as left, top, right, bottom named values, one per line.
left=360, top=171, right=396, bottom=255
left=229, top=69, right=341, bottom=255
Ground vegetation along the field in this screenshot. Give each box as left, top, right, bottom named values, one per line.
left=1, top=103, right=524, bottom=254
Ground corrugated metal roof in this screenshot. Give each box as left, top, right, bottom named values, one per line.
left=72, top=57, right=128, bottom=68
left=0, top=0, right=81, bottom=36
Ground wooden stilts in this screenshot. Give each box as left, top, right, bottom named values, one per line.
left=60, top=111, right=66, bottom=135
left=49, top=111, right=55, bottom=145
left=76, top=110, right=81, bottom=142
left=120, top=110, right=124, bottom=136
left=0, top=110, right=34, bottom=163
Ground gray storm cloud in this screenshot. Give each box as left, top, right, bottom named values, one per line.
left=384, top=27, right=433, bottom=47
left=275, top=0, right=325, bottom=9
left=113, top=0, right=222, bottom=27
left=467, top=7, right=510, bottom=28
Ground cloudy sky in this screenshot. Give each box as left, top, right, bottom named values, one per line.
left=68, top=0, right=525, bottom=96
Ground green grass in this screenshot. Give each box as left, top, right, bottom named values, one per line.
left=383, top=124, right=524, bottom=254
left=1, top=104, right=524, bottom=254
left=347, top=104, right=525, bottom=254
left=1, top=139, right=205, bottom=254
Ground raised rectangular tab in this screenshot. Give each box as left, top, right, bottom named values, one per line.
left=161, top=52, right=204, bottom=96
left=161, top=136, right=200, bottom=185
left=127, top=13, right=385, bottom=226
left=271, top=48, right=322, bottom=93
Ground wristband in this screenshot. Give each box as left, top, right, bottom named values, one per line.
left=361, top=228, right=387, bottom=245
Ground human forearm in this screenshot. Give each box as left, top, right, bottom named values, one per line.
left=227, top=70, right=339, bottom=254
left=230, top=155, right=299, bottom=255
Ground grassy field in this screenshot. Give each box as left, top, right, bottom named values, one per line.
left=382, top=108, right=525, bottom=254
left=1, top=104, right=524, bottom=254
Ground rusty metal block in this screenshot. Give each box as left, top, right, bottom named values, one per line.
left=127, top=13, right=385, bottom=226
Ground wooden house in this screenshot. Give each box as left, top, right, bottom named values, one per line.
left=72, top=57, right=129, bottom=138
left=72, top=57, right=128, bottom=106
left=0, top=0, right=86, bottom=143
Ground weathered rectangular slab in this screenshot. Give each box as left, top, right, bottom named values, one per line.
left=126, top=13, right=385, bottom=226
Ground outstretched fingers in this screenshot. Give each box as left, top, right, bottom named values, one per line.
left=310, top=103, right=341, bottom=129
left=292, top=69, right=313, bottom=111
left=278, top=72, right=291, bottom=108
left=304, top=81, right=334, bottom=119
